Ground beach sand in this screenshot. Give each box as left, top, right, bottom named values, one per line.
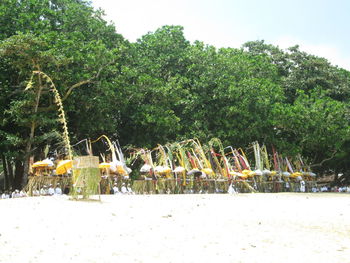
left=0, top=193, right=349, bottom=263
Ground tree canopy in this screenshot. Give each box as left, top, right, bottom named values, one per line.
left=0, top=0, right=349, bottom=188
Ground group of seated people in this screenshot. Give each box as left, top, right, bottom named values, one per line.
left=112, top=183, right=134, bottom=195
left=1, top=181, right=134, bottom=198
left=312, top=185, right=350, bottom=192
left=33, top=184, right=63, bottom=196
left=1, top=189, right=27, bottom=199
left=0, top=184, right=64, bottom=199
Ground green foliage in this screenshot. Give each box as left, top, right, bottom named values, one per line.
left=273, top=90, right=349, bottom=158
left=0, top=0, right=350, bottom=187
left=0, top=0, right=126, bottom=187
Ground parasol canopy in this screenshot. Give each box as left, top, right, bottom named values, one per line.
left=56, top=160, right=73, bottom=175
left=154, top=166, right=171, bottom=175
left=242, top=169, right=256, bottom=177
left=202, top=168, right=214, bottom=176
left=187, top=169, right=202, bottom=176
left=254, top=169, right=263, bottom=176
left=282, top=171, right=291, bottom=177
left=291, top=172, right=302, bottom=178
left=32, top=159, right=54, bottom=169
left=173, top=166, right=186, bottom=173
left=140, top=164, right=152, bottom=173
left=99, top=162, right=111, bottom=169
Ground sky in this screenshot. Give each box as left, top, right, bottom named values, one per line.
left=92, top=0, right=350, bottom=70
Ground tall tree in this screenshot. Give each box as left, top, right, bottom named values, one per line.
left=0, top=0, right=125, bottom=188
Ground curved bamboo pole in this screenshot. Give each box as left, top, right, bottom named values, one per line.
left=91, top=135, right=117, bottom=163
left=32, top=71, right=72, bottom=160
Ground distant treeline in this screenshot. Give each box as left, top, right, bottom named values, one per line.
left=0, top=0, right=349, bottom=189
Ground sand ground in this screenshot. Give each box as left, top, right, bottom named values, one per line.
left=0, top=193, right=349, bottom=263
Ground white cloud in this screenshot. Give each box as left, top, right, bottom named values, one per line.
left=92, top=1, right=350, bottom=71
left=93, top=0, right=201, bottom=41
left=92, top=0, right=249, bottom=47
left=274, top=36, right=350, bottom=70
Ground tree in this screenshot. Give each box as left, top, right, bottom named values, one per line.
left=0, top=0, right=125, bottom=188
left=1, top=0, right=350, bottom=187
left=114, top=26, right=190, bottom=147
left=273, top=90, right=350, bottom=169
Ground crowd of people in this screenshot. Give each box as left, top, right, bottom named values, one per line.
left=308, top=185, right=350, bottom=193
left=317, top=185, right=350, bottom=193
left=0, top=189, right=27, bottom=199
left=0, top=184, right=63, bottom=199
left=0, top=182, right=134, bottom=199
left=112, top=183, right=134, bottom=195
left=35, top=184, right=63, bottom=196
left=1, top=182, right=350, bottom=199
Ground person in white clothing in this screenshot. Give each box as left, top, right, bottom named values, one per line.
left=127, top=184, right=134, bottom=194
left=121, top=183, right=127, bottom=194
left=2, top=191, right=10, bottom=199
left=55, top=184, right=62, bottom=195
left=112, top=184, right=119, bottom=195
left=48, top=184, right=55, bottom=195
left=285, top=181, right=290, bottom=192
left=12, top=189, right=21, bottom=198
left=300, top=180, right=306, bottom=193
left=40, top=185, right=48, bottom=196
left=228, top=183, right=236, bottom=194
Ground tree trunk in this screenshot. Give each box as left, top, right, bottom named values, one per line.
left=7, top=158, right=14, bottom=190
left=22, top=72, right=44, bottom=187
left=14, top=160, right=24, bottom=189
left=2, top=154, right=9, bottom=190
left=22, top=122, right=36, bottom=187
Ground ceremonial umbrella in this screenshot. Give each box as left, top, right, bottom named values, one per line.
left=32, top=159, right=54, bottom=168
left=99, top=162, right=111, bottom=169
left=56, top=160, right=73, bottom=175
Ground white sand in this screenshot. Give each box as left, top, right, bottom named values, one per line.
left=0, top=193, right=349, bottom=263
